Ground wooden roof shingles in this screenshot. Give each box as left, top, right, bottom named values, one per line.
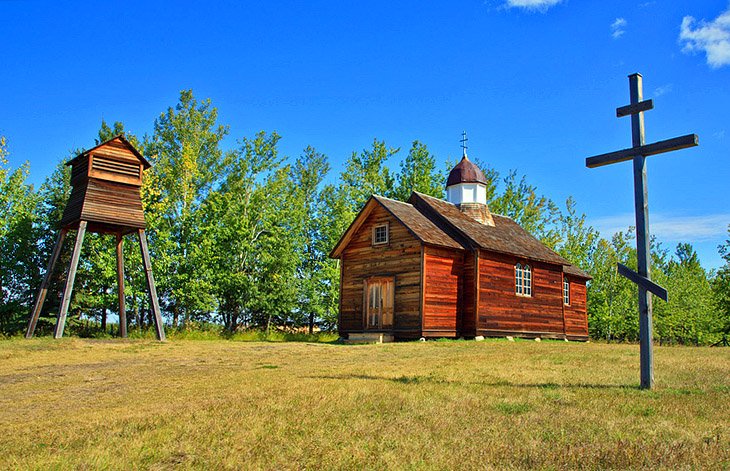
left=409, top=192, right=591, bottom=279
left=373, top=195, right=463, bottom=251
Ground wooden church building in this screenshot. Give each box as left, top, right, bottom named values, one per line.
left=330, top=147, right=590, bottom=341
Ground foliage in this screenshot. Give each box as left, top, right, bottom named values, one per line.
left=145, top=90, right=229, bottom=326
left=0, top=137, right=42, bottom=333
left=0, top=93, right=726, bottom=343
left=390, top=140, right=444, bottom=201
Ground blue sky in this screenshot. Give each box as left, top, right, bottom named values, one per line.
left=1, top=0, right=728, bottom=268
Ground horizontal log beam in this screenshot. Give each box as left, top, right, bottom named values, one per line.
left=617, top=263, right=668, bottom=301
left=586, top=134, right=698, bottom=168
left=616, top=99, right=654, bottom=117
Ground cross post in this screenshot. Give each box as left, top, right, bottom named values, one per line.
left=629, top=73, right=654, bottom=390
left=586, top=73, right=698, bottom=390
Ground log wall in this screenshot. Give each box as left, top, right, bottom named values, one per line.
left=339, top=204, right=422, bottom=338
left=477, top=251, right=566, bottom=338
left=422, top=245, right=464, bottom=337
left=564, top=279, right=589, bottom=340
left=461, top=251, right=477, bottom=337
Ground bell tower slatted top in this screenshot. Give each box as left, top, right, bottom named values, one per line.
left=60, top=135, right=151, bottom=234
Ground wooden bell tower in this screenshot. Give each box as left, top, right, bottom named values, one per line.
left=26, top=135, right=166, bottom=340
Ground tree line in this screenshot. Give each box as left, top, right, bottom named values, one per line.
left=1, top=90, right=728, bottom=344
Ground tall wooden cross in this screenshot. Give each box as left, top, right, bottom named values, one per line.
left=586, top=73, right=699, bottom=389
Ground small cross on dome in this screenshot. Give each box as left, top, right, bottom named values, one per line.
left=460, top=131, right=468, bottom=157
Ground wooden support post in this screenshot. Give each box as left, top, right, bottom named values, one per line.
left=138, top=229, right=165, bottom=341
left=26, top=229, right=68, bottom=338
left=629, top=74, right=655, bottom=390
left=54, top=221, right=87, bottom=339
left=116, top=233, right=127, bottom=338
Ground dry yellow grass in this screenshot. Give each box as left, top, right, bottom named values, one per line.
left=0, top=338, right=728, bottom=470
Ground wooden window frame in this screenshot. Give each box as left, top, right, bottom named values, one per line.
left=563, top=278, right=570, bottom=306
left=372, top=222, right=389, bottom=246
left=515, top=262, right=532, bottom=298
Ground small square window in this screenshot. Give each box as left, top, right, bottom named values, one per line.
left=373, top=224, right=389, bottom=245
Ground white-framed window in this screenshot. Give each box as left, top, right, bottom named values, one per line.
left=515, top=263, right=532, bottom=297
left=372, top=223, right=389, bottom=246
left=563, top=278, right=570, bottom=305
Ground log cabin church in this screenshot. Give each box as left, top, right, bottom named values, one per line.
left=330, top=146, right=590, bottom=342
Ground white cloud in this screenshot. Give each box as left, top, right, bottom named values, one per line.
left=504, top=0, right=562, bottom=12
left=592, top=213, right=730, bottom=242
left=653, top=84, right=673, bottom=97
left=679, top=8, right=730, bottom=68
left=611, top=18, right=627, bottom=39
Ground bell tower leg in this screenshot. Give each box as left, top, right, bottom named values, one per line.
left=116, top=233, right=127, bottom=338
left=26, top=229, right=68, bottom=338
left=54, top=221, right=87, bottom=339
left=138, top=229, right=165, bottom=341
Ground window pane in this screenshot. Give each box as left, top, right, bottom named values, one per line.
left=374, top=225, right=388, bottom=244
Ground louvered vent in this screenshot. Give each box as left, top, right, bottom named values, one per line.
left=92, top=155, right=140, bottom=177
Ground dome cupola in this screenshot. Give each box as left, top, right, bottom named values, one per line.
left=445, top=132, right=495, bottom=226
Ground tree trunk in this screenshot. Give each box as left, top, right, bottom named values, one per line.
left=101, top=307, right=107, bottom=332
left=309, top=313, right=314, bottom=335
left=134, top=299, right=141, bottom=332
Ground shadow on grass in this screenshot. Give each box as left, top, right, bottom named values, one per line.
left=310, top=373, right=641, bottom=391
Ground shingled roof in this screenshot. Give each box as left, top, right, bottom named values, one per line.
left=329, top=191, right=591, bottom=279
left=409, top=192, right=591, bottom=279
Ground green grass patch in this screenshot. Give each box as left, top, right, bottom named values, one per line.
left=494, top=400, right=532, bottom=415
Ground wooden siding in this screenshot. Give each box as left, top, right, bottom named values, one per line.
left=339, top=204, right=422, bottom=338
left=422, top=246, right=462, bottom=337
left=477, top=251, right=566, bottom=336
left=60, top=179, right=146, bottom=230
left=461, top=251, right=477, bottom=337
left=564, top=279, right=589, bottom=339
left=70, top=156, right=90, bottom=185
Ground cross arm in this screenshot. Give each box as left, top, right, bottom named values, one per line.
left=617, top=99, right=654, bottom=117
left=617, top=263, right=668, bottom=301
left=586, top=134, right=698, bottom=168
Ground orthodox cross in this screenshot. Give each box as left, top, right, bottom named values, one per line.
left=586, top=73, right=699, bottom=389
left=460, top=130, right=468, bottom=157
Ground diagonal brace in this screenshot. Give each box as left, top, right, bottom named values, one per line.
left=617, top=263, right=668, bottom=302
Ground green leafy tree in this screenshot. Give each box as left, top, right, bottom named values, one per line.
left=204, top=131, right=290, bottom=331
left=145, top=90, right=228, bottom=326
left=0, top=137, right=43, bottom=333
left=652, top=243, right=720, bottom=345
left=713, top=226, right=730, bottom=342
left=340, top=138, right=397, bottom=211
left=554, top=197, right=600, bottom=273
left=490, top=170, right=561, bottom=246
left=390, top=140, right=444, bottom=201
left=585, top=232, right=638, bottom=341
left=290, top=146, right=332, bottom=333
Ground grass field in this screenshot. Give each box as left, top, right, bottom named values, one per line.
left=0, top=338, right=728, bottom=470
